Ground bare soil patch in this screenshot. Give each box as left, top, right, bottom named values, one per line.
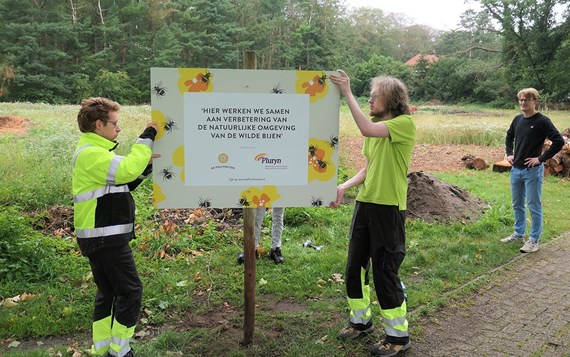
left=341, top=136, right=505, bottom=174
left=0, top=115, right=32, bottom=135
left=341, top=136, right=496, bottom=223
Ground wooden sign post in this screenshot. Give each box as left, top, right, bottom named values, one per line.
left=241, top=50, right=257, bottom=346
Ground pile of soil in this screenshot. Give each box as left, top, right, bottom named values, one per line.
left=407, top=171, right=487, bottom=223
left=0, top=115, right=31, bottom=135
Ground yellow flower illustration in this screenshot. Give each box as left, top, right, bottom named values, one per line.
left=308, top=138, right=335, bottom=182
left=239, top=186, right=281, bottom=208
left=178, top=68, right=214, bottom=93
left=296, top=71, right=329, bottom=103
left=151, top=110, right=167, bottom=141
left=153, top=182, right=166, bottom=206
left=172, top=145, right=185, bottom=182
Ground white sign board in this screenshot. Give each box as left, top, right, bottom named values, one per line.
left=184, top=93, right=309, bottom=186
left=151, top=68, right=340, bottom=209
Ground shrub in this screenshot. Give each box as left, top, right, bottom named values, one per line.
left=0, top=207, right=74, bottom=282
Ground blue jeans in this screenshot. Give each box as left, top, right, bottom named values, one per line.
left=510, top=165, right=544, bottom=243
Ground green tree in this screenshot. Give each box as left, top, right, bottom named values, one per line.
left=479, top=0, right=570, bottom=97
left=350, top=54, right=412, bottom=97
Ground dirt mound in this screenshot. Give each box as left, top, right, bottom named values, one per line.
left=0, top=115, right=31, bottom=135
left=407, top=171, right=488, bottom=223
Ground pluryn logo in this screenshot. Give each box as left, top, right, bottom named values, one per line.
left=254, top=153, right=282, bottom=165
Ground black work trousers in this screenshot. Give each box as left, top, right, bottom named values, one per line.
left=346, top=201, right=408, bottom=343
left=88, top=243, right=143, bottom=328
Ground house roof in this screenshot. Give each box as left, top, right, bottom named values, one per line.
left=405, top=53, right=439, bottom=66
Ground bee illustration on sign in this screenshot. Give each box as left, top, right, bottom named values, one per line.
left=308, top=138, right=336, bottom=182
left=271, top=83, right=285, bottom=94
left=315, top=159, right=328, bottom=172
left=160, top=166, right=175, bottom=181
left=237, top=195, right=251, bottom=207
left=163, top=117, right=177, bottom=134
left=153, top=81, right=167, bottom=98
left=185, top=70, right=213, bottom=92
left=310, top=196, right=324, bottom=207
left=309, top=144, right=319, bottom=157
left=329, top=135, right=338, bottom=150
left=198, top=197, right=212, bottom=208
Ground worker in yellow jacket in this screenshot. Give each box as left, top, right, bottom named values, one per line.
left=72, top=97, right=158, bottom=357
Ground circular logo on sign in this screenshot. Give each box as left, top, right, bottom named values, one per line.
left=218, top=153, right=229, bottom=163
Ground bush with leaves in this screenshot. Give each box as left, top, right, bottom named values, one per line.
left=0, top=207, right=75, bottom=282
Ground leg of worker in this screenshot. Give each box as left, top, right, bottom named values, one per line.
left=525, top=165, right=544, bottom=243
left=88, top=252, right=114, bottom=356
left=270, top=207, right=285, bottom=249
left=370, top=205, right=409, bottom=345
left=510, top=167, right=527, bottom=237
left=106, top=245, right=142, bottom=357
left=345, top=202, right=373, bottom=327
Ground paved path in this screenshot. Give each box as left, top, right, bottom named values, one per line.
left=407, top=231, right=570, bottom=357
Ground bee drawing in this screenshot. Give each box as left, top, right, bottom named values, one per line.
left=271, top=83, right=285, bottom=94
left=317, top=72, right=328, bottom=86
left=311, top=196, right=324, bottom=207
left=163, top=118, right=177, bottom=134
left=201, top=70, right=212, bottom=84
left=316, top=159, right=328, bottom=171
left=329, top=135, right=339, bottom=149
left=198, top=197, right=212, bottom=208
left=237, top=195, right=251, bottom=207
left=153, top=81, right=167, bottom=98
left=160, top=166, right=175, bottom=181
left=309, top=145, right=318, bottom=156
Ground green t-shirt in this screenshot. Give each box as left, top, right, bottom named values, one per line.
left=356, top=114, right=416, bottom=210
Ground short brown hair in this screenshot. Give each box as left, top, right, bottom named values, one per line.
left=77, top=97, right=120, bottom=133
left=517, top=88, right=540, bottom=101
left=370, top=76, right=411, bottom=117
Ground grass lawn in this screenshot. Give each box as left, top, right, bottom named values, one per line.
left=0, top=102, right=569, bottom=356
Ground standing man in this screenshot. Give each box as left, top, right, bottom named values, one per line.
left=237, top=208, right=285, bottom=264
left=501, top=88, right=564, bottom=253
left=329, top=70, right=415, bottom=356
left=72, top=97, right=159, bottom=357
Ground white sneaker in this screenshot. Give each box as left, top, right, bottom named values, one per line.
left=520, top=240, right=539, bottom=253
left=500, top=234, right=524, bottom=243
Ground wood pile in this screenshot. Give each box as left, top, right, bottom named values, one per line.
left=543, top=128, right=570, bottom=177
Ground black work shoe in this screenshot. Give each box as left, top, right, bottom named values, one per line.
left=269, top=247, right=285, bottom=264
left=338, top=322, right=374, bottom=340
left=105, top=349, right=138, bottom=357
left=370, top=340, right=411, bottom=356
left=237, top=249, right=261, bottom=264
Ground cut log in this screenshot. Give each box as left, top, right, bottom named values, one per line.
left=461, top=154, right=488, bottom=170
left=492, top=159, right=512, bottom=173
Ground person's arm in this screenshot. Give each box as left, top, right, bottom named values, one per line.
left=505, top=117, right=517, bottom=164
left=537, top=119, right=564, bottom=163
left=329, top=69, right=389, bottom=138
left=115, top=122, right=159, bottom=185
left=329, top=165, right=367, bottom=208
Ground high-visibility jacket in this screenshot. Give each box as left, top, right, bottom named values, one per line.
left=72, top=127, right=156, bottom=256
